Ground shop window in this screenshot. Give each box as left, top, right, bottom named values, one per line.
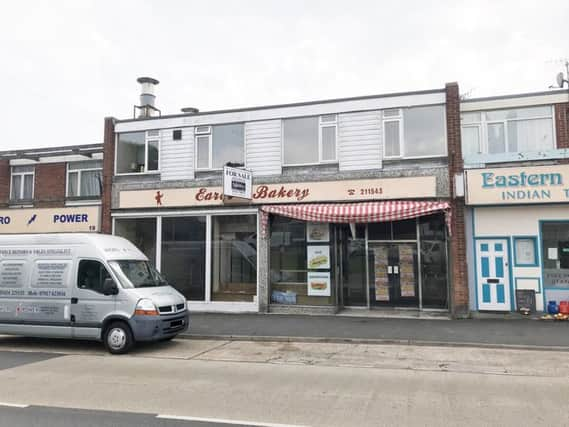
left=195, top=124, right=244, bottom=170
left=368, top=220, right=417, bottom=241
left=461, top=106, right=554, bottom=157
left=10, top=165, right=34, bottom=202
left=211, top=215, right=257, bottom=302
left=383, top=106, right=446, bottom=159
left=283, top=115, right=338, bottom=165
left=513, top=237, right=538, bottom=267
left=67, top=160, right=102, bottom=198
left=114, top=218, right=157, bottom=266
left=270, top=217, right=334, bottom=306
left=161, top=216, right=206, bottom=301
left=419, top=214, right=448, bottom=309
left=116, top=131, right=160, bottom=174
left=541, top=222, right=569, bottom=288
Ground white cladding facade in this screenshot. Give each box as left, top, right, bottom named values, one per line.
left=160, top=127, right=195, bottom=181
left=115, top=89, right=446, bottom=179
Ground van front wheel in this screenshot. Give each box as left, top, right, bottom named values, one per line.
left=104, top=321, right=134, bottom=355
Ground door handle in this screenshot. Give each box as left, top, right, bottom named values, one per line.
left=71, top=297, right=78, bottom=304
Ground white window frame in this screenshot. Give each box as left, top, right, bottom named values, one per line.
left=461, top=106, right=555, bottom=155
left=114, top=130, right=161, bottom=176
left=194, top=124, right=245, bottom=171
left=282, top=115, right=339, bottom=167
left=318, top=115, right=338, bottom=163
left=10, top=166, right=34, bottom=202
left=195, top=126, right=213, bottom=171
left=66, top=161, right=103, bottom=198
left=382, top=109, right=403, bottom=159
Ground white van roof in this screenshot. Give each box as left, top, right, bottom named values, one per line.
left=0, top=233, right=148, bottom=262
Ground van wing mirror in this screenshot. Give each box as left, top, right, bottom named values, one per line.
left=103, top=278, right=119, bottom=296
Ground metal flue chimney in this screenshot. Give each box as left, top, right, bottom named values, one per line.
left=135, top=77, right=160, bottom=118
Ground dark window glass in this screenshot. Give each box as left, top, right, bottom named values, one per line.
left=392, top=219, right=417, bottom=240
left=77, top=260, right=111, bottom=294
left=419, top=214, right=446, bottom=240
left=162, top=216, right=206, bottom=300
left=212, top=215, right=257, bottom=302
left=114, top=218, right=157, bottom=266
left=368, top=222, right=391, bottom=240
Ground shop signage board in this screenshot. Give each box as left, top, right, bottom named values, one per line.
left=223, top=166, right=252, bottom=200
left=0, top=206, right=100, bottom=234
left=465, top=165, right=569, bottom=205
left=119, top=176, right=438, bottom=209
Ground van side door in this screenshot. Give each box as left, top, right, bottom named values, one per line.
left=71, top=259, right=117, bottom=339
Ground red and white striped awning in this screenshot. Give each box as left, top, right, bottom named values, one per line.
left=260, top=201, right=451, bottom=238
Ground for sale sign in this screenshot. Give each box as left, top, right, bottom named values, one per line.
left=223, top=166, right=252, bottom=200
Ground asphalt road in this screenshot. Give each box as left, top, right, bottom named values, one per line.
left=1, top=337, right=569, bottom=426
left=0, top=405, right=254, bottom=427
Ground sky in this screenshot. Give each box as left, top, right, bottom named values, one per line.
left=0, top=0, right=568, bottom=150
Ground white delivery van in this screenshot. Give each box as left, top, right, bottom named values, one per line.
left=0, top=233, right=189, bottom=354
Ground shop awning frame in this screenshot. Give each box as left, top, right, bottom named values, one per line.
left=260, top=200, right=451, bottom=238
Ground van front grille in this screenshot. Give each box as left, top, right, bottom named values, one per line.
left=158, top=305, right=172, bottom=313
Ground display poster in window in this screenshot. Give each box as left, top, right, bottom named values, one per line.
left=374, top=246, right=389, bottom=301
left=399, top=245, right=416, bottom=297
left=307, top=245, right=330, bottom=270
left=515, top=239, right=535, bottom=265
left=306, top=222, right=330, bottom=242
left=307, top=271, right=331, bottom=296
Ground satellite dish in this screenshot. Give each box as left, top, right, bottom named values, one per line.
left=557, top=72, right=566, bottom=87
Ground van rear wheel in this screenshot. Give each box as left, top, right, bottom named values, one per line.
left=104, top=321, right=133, bottom=355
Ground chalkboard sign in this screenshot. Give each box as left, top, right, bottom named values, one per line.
left=515, top=290, right=536, bottom=313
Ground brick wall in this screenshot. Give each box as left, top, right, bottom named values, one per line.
left=0, top=159, right=10, bottom=207
left=555, top=102, right=569, bottom=149
left=101, top=117, right=115, bottom=234
left=34, top=163, right=66, bottom=208
left=446, top=82, right=469, bottom=317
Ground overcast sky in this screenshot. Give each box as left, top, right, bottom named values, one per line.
left=0, top=0, right=567, bottom=150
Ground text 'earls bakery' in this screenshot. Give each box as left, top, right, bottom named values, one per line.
left=195, top=185, right=311, bottom=202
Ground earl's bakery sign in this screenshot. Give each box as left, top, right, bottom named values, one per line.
left=119, top=176, right=437, bottom=209
left=466, top=165, right=569, bottom=205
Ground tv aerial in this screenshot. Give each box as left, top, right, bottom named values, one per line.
left=549, top=59, right=569, bottom=89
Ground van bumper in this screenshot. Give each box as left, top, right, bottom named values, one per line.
left=128, top=310, right=190, bottom=342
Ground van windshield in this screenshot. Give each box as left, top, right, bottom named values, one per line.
left=109, top=260, right=166, bottom=289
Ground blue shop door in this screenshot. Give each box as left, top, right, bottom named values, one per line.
left=476, top=239, right=511, bottom=311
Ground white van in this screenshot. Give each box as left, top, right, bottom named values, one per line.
left=0, top=233, right=189, bottom=354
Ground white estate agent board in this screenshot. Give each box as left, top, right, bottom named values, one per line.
left=466, top=165, right=569, bottom=205
left=0, top=206, right=100, bottom=234
left=119, top=176, right=438, bottom=209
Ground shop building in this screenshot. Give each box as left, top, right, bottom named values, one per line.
left=460, top=89, right=569, bottom=312
left=103, top=79, right=467, bottom=315
left=0, top=144, right=103, bottom=234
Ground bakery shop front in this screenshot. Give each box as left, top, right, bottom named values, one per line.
left=114, top=175, right=450, bottom=313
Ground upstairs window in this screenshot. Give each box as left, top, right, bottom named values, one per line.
left=383, top=106, right=447, bottom=159
left=461, top=106, right=554, bottom=156
left=283, top=115, right=338, bottom=166
left=10, top=165, right=34, bottom=202
left=67, top=160, right=103, bottom=198
left=195, top=123, right=244, bottom=170
left=116, top=130, right=160, bottom=174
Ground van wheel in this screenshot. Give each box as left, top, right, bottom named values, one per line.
left=104, top=321, right=133, bottom=355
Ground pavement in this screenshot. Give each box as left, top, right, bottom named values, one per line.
left=184, top=312, right=569, bottom=350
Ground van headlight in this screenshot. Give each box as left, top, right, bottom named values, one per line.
left=134, top=298, right=160, bottom=316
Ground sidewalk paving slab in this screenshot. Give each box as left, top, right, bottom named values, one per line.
left=183, top=313, right=569, bottom=350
